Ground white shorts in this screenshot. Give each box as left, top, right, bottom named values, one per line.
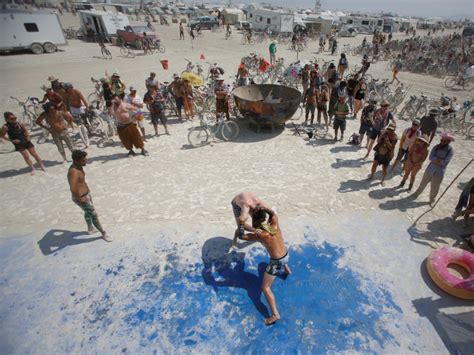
left=70, top=106, right=86, bottom=119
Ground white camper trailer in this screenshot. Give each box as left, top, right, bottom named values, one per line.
left=79, top=10, right=130, bottom=40
left=0, top=9, right=67, bottom=54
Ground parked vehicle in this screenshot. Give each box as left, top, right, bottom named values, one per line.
left=79, top=10, right=130, bottom=42
left=116, top=25, right=157, bottom=49
left=0, top=9, right=66, bottom=54
left=235, top=21, right=252, bottom=31
left=189, top=16, right=219, bottom=30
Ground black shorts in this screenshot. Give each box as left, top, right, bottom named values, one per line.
left=374, top=153, right=391, bottom=167
left=369, top=128, right=381, bottom=140
left=14, top=141, right=34, bottom=152
left=175, top=97, right=184, bottom=111
left=333, top=118, right=346, bottom=131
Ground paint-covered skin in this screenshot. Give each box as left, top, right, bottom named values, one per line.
left=0, top=233, right=403, bottom=353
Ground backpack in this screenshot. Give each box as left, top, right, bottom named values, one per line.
left=348, top=133, right=360, bottom=145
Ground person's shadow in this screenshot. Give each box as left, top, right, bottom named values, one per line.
left=201, top=236, right=269, bottom=318
left=38, top=229, right=102, bottom=256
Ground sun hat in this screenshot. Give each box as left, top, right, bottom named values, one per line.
left=412, top=118, right=420, bottom=125
left=440, top=132, right=455, bottom=142
left=112, top=72, right=120, bottom=77
left=216, top=75, right=225, bottom=81
left=129, top=86, right=136, bottom=92
left=416, top=134, right=430, bottom=144
left=47, top=75, right=58, bottom=82
left=173, top=73, right=179, bottom=79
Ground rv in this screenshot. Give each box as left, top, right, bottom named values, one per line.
left=246, top=8, right=294, bottom=33
left=0, top=9, right=67, bottom=54
left=79, top=10, right=130, bottom=40
left=340, top=15, right=383, bottom=34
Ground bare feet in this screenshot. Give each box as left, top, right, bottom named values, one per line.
left=102, top=233, right=113, bottom=242
left=264, top=314, right=280, bottom=326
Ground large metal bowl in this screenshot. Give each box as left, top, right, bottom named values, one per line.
left=232, top=84, right=302, bottom=127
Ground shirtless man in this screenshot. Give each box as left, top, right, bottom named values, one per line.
left=36, top=103, right=75, bottom=161
left=63, top=83, right=88, bottom=121
left=67, top=150, right=111, bottom=242
left=231, top=192, right=270, bottom=247
left=239, top=207, right=291, bottom=325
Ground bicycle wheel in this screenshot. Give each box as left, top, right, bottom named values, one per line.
left=88, top=92, right=99, bottom=104
left=21, top=111, right=34, bottom=129
left=467, top=125, right=474, bottom=139
left=158, top=45, right=166, bottom=53
left=78, top=125, right=90, bottom=147
left=292, top=105, right=304, bottom=120
left=221, top=120, right=239, bottom=141
left=120, top=46, right=128, bottom=56
left=444, top=77, right=457, bottom=89
left=102, top=47, right=112, bottom=59
left=188, top=127, right=209, bottom=147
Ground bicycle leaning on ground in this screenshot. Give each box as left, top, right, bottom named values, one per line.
left=187, top=113, right=239, bottom=147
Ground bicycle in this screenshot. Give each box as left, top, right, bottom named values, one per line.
left=120, top=44, right=136, bottom=58
left=445, top=74, right=472, bottom=91
left=9, top=96, right=41, bottom=129
left=187, top=114, right=239, bottom=147
left=149, top=39, right=166, bottom=53
left=88, top=77, right=105, bottom=110
left=181, top=58, right=204, bottom=78
left=99, top=42, right=112, bottom=59
left=241, top=34, right=255, bottom=45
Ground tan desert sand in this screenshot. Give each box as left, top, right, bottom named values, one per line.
left=0, top=13, right=473, bottom=353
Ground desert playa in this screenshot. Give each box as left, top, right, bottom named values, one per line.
left=0, top=11, right=473, bottom=354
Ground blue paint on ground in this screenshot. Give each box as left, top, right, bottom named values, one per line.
left=0, top=232, right=403, bottom=353
left=118, top=237, right=401, bottom=352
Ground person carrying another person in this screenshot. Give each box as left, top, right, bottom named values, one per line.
left=67, top=150, right=112, bottom=242
left=368, top=123, right=398, bottom=186
left=238, top=206, right=291, bottom=326
left=143, top=82, right=170, bottom=136
left=108, top=94, right=149, bottom=157
left=214, top=76, right=230, bottom=120
left=1, top=112, right=45, bottom=174
left=398, top=134, right=430, bottom=191
left=36, top=103, right=75, bottom=162
left=412, top=132, right=454, bottom=206
left=231, top=192, right=271, bottom=248
left=391, top=118, right=421, bottom=172
left=124, top=86, right=146, bottom=140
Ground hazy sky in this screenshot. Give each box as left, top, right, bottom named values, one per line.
left=254, top=0, right=474, bottom=19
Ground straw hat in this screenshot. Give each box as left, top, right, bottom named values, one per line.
left=47, top=75, right=58, bottom=82
left=412, top=118, right=420, bottom=125
left=416, top=134, right=430, bottom=145
left=216, top=75, right=225, bottom=81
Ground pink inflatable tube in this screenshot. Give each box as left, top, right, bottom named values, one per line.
left=427, top=247, right=474, bottom=300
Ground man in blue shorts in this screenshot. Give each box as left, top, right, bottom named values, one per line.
left=239, top=206, right=291, bottom=325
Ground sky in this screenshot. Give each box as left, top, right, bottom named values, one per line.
left=248, top=0, right=474, bottom=19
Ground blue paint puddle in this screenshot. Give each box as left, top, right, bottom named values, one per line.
left=117, top=237, right=401, bottom=352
